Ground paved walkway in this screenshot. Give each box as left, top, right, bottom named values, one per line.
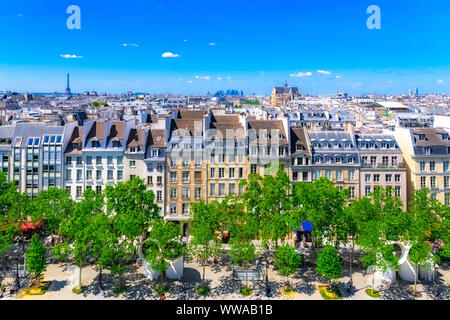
left=6, top=256, right=449, bottom=301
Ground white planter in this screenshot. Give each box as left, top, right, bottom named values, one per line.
left=143, top=260, right=161, bottom=280
left=165, top=256, right=184, bottom=279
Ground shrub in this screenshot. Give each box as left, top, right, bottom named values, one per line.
left=319, top=286, right=342, bottom=300
left=112, top=284, right=127, bottom=295
left=72, top=286, right=85, bottom=294
left=365, top=288, right=380, bottom=298
left=240, top=286, right=253, bottom=296
left=155, top=284, right=169, bottom=295
left=196, top=285, right=211, bottom=296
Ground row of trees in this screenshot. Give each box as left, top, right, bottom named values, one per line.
left=0, top=172, right=168, bottom=293
left=1, top=168, right=449, bottom=296
left=189, top=168, right=449, bottom=295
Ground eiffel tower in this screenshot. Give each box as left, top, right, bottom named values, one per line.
left=65, top=73, right=72, bottom=97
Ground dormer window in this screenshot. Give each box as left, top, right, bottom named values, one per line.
left=369, top=142, right=375, bottom=149
left=424, top=147, right=431, bottom=155
left=344, top=142, right=351, bottom=148
left=151, top=149, right=158, bottom=157
left=333, top=142, right=339, bottom=149
left=72, top=143, right=78, bottom=149
left=112, top=141, right=121, bottom=148
left=129, top=147, right=138, bottom=153
left=92, top=141, right=100, bottom=148
left=418, top=134, right=426, bottom=141
left=348, top=157, right=354, bottom=163
left=381, top=142, right=386, bottom=149
left=184, top=131, right=190, bottom=137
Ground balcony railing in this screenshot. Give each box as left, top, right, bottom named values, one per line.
left=361, top=163, right=405, bottom=169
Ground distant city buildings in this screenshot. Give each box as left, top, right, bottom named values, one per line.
left=0, top=86, right=449, bottom=223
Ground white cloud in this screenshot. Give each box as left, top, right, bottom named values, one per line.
left=317, top=70, right=331, bottom=75
left=437, top=80, right=444, bottom=84
left=335, top=75, right=342, bottom=79
left=217, top=77, right=223, bottom=80
left=195, top=75, right=211, bottom=80
left=123, top=43, right=139, bottom=47
left=60, top=54, right=83, bottom=59
left=183, top=39, right=188, bottom=42
left=162, top=52, right=180, bottom=58
left=290, top=72, right=312, bottom=78
left=209, top=42, right=216, bottom=46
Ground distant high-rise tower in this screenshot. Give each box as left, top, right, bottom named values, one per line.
left=65, top=73, right=72, bottom=97
left=415, top=87, right=419, bottom=98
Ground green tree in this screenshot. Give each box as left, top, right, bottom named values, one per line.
left=92, top=101, right=100, bottom=107
left=293, top=178, right=348, bottom=247
left=409, top=241, right=434, bottom=297
left=229, top=238, right=258, bottom=287
left=342, top=197, right=374, bottom=281
left=189, top=201, right=222, bottom=286
left=26, top=233, right=47, bottom=286
left=30, top=187, right=75, bottom=235
left=315, top=245, right=342, bottom=287
left=274, top=244, right=301, bottom=286
left=105, top=177, right=159, bottom=246
left=56, top=188, right=104, bottom=290
left=144, top=220, right=183, bottom=287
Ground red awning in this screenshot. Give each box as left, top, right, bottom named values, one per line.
left=20, top=221, right=41, bottom=232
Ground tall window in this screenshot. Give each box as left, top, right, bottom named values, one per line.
left=229, top=168, right=235, bottom=178
left=348, top=170, right=355, bottom=181
left=251, top=164, right=257, bottom=174
left=420, top=161, right=426, bottom=172
left=395, top=186, right=401, bottom=198
left=76, top=186, right=82, bottom=198
left=430, top=176, right=436, bottom=188
left=210, top=168, right=215, bottom=178
left=365, top=186, right=371, bottom=197
left=430, top=161, right=436, bottom=172
left=218, top=183, right=225, bottom=197
left=336, top=170, right=343, bottom=181
left=349, top=187, right=355, bottom=200
left=210, top=183, right=215, bottom=196
left=420, top=176, right=426, bottom=189
left=218, top=168, right=225, bottom=178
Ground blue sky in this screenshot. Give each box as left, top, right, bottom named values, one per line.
left=0, top=0, right=449, bottom=95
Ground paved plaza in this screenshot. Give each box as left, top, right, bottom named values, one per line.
left=2, top=247, right=449, bottom=301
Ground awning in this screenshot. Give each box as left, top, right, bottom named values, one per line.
left=296, top=222, right=313, bottom=232
left=20, top=221, right=41, bottom=232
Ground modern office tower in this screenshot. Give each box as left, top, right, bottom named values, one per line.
left=394, top=127, right=450, bottom=206
left=9, top=123, right=65, bottom=197
left=0, top=126, right=15, bottom=180
left=356, top=134, right=408, bottom=210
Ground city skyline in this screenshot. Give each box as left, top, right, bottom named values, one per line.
left=1, top=0, right=450, bottom=94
